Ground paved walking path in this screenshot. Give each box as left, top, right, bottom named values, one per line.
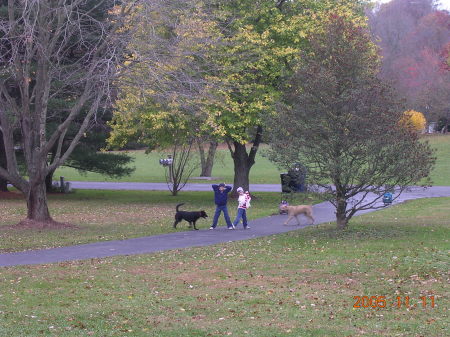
left=1, top=185, right=450, bottom=267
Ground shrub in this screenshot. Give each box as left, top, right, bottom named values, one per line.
left=402, top=110, right=427, bottom=132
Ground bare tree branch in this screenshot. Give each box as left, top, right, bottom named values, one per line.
left=0, top=0, right=137, bottom=222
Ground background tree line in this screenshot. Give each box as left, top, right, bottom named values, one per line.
left=369, top=0, right=450, bottom=130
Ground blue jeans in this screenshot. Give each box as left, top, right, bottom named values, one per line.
left=211, top=205, right=233, bottom=228
left=233, top=208, right=248, bottom=228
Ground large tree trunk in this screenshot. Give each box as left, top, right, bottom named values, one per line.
left=232, top=142, right=252, bottom=192
left=26, top=181, right=52, bottom=222
left=336, top=197, right=348, bottom=230
left=198, top=140, right=218, bottom=177
left=0, top=178, right=8, bottom=192
left=227, top=125, right=263, bottom=194
left=45, top=169, right=56, bottom=192
left=202, top=141, right=218, bottom=177
left=45, top=150, right=57, bottom=192
left=0, top=130, right=8, bottom=192
left=440, top=113, right=449, bottom=133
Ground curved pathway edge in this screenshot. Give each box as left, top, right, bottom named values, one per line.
left=1, top=186, right=450, bottom=267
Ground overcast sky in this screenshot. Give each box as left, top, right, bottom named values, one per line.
left=375, top=0, right=450, bottom=10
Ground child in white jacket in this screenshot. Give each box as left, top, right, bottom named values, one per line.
left=232, top=187, right=252, bottom=229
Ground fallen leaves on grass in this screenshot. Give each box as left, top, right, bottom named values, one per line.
left=4, top=219, right=79, bottom=230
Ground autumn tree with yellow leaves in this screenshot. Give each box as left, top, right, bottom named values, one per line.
left=108, top=0, right=371, bottom=193
left=401, top=110, right=427, bottom=132
left=108, top=0, right=223, bottom=179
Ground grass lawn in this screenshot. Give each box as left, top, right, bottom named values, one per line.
left=0, top=190, right=320, bottom=253
left=53, top=134, right=450, bottom=185
left=0, top=197, right=448, bottom=336
left=424, top=134, right=450, bottom=186
left=54, top=146, right=281, bottom=184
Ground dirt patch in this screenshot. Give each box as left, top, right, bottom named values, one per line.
left=4, top=218, right=79, bottom=230
left=0, top=191, right=24, bottom=200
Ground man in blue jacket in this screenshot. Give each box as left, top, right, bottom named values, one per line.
left=210, top=183, right=234, bottom=230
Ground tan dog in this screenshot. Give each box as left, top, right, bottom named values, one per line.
left=280, top=204, right=314, bottom=225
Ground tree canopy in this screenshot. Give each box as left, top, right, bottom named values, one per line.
left=108, top=0, right=370, bottom=192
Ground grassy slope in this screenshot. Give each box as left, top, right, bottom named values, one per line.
left=0, top=197, right=448, bottom=336
left=53, top=134, right=450, bottom=185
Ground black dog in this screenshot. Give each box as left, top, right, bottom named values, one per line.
left=173, top=203, right=208, bottom=230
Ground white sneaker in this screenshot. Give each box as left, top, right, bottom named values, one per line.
left=228, top=227, right=234, bottom=230
left=209, top=226, right=215, bottom=230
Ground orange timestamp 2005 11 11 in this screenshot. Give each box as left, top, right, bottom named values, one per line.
left=353, top=295, right=436, bottom=309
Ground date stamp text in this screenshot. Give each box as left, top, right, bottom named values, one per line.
left=353, top=295, right=436, bottom=309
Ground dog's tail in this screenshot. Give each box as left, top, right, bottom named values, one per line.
left=176, top=203, right=185, bottom=212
